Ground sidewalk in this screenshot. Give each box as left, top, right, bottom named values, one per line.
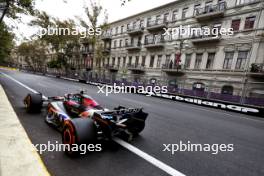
left=0, top=84, right=50, bottom=176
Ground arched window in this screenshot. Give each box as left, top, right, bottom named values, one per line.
left=221, top=85, right=234, bottom=95
left=193, top=82, right=205, bottom=91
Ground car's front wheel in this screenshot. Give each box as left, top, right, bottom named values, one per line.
left=24, top=93, right=43, bottom=113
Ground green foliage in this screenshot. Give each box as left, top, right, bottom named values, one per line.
left=46, top=53, right=70, bottom=69
left=30, top=11, right=81, bottom=69
left=47, top=60, right=60, bottom=69
left=78, top=0, right=108, bottom=72
left=30, top=11, right=80, bottom=52
left=0, top=0, right=35, bottom=22
left=0, top=0, right=35, bottom=64
left=0, top=23, right=14, bottom=63
left=17, top=40, right=47, bottom=70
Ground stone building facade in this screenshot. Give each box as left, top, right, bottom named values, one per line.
left=93, top=0, right=264, bottom=102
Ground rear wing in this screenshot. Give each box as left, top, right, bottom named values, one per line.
left=97, top=107, right=148, bottom=121
left=101, top=108, right=142, bottom=115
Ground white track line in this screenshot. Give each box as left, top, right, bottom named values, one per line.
left=0, top=71, right=185, bottom=176
left=1, top=72, right=38, bottom=94
left=113, top=138, right=185, bottom=176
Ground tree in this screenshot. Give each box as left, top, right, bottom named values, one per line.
left=0, top=0, right=35, bottom=64
left=0, top=23, right=14, bottom=63
left=30, top=11, right=81, bottom=71
left=0, top=0, right=35, bottom=23
left=17, top=40, right=47, bottom=71
left=78, top=0, right=109, bottom=79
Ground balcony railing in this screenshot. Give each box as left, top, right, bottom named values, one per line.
left=144, top=36, right=165, bottom=49
left=101, top=33, right=112, bottom=40
left=195, top=2, right=226, bottom=21
left=86, top=67, right=92, bottom=71
left=250, top=63, right=264, bottom=73
left=146, top=19, right=167, bottom=31
left=80, top=48, right=94, bottom=54
left=161, top=67, right=260, bottom=74
left=162, top=64, right=184, bottom=73
left=127, top=64, right=146, bottom=71
left=125, top=42, right=141, bottom=51
left=106, top=64, right=119, bottom=71
left=127, top=25, right=144, bottom=35
left=102, top=47, right=111, bottom=54
left=190, top=33, right=221, bottom=44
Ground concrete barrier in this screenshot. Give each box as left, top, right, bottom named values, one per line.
left=0, top=84, right=50, bottom=176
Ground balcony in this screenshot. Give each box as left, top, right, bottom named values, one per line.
left=102, top=48, right=111, bottom=54
left=106, top=65, right=119, bottom=72
left=127, top=25, right=144, bottom=35
left=125, top=42, right=141, bottom=51
left=80, top=48, right=93, bottom=54
left=146, top=19, right=168, bottom=32
left=190, top=34, right=221, bottom=44
left=195, top=2, right=226, bottom=21
left=101, top=33, right=112, bottom=41
left=144, top=37, right=165, bottom=49
left=162, top=65, right=185, bottom=75
left=86, top=67, right=92, bottom=71
left=249, top=63, right=264, bottom=78
left=127, top=64, right=146, bottom=72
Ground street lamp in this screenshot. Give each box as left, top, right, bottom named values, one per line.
left=0, top=1, right=8, bottom=23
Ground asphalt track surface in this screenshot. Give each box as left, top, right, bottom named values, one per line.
left=1, top=69, right=264, bottom=176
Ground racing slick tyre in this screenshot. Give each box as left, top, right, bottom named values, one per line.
left=125, top=110, right=148, bottom=136
left=129, top=121, right=145, bottom=136
left=24, top=93, right=43, bottom=113
left=62, top=118, right=97, bottom=157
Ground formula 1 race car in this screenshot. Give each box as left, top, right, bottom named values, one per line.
left=23, top=91, right=148, bottom=155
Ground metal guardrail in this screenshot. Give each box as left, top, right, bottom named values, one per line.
left=20, top=68, right=264, bottom=107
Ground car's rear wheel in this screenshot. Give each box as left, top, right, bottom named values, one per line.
left=129, top=121, right=145, bottom=136
left=62, top=118, right=97, bottom=156
left=126, top=110, right=148, bottom=137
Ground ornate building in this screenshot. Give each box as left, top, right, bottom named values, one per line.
left=95, top=0, right=264, bottom=105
